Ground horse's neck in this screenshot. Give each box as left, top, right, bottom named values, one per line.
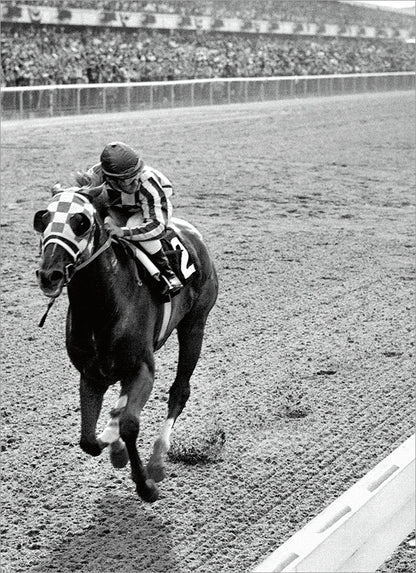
left=68, top=246, right=129, bottom=323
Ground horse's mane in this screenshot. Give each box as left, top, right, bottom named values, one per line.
left=74, top=170, right=92, bottom=188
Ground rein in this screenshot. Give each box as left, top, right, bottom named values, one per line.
left=38, top=234, right=113, bottom=328
left=65, top=234, right=113, bottom=282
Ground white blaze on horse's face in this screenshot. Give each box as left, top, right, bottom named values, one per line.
left=42, top=191, right=96, bottom=261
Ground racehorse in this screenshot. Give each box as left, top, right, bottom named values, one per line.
left=33, top=185, right=218, bottom=502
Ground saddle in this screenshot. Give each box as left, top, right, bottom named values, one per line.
left=117, top=228, right=197, bottom=300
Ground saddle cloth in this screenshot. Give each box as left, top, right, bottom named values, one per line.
left=119, top=227, right=197, bottom=289
left=161, top=228, right=197, bottom=285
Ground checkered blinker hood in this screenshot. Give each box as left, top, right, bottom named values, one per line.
left=38, top=191, right=96, bottom=261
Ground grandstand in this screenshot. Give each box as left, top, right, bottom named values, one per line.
left=1, top=1, right=414, bottom=87
left=1, top=0, right=415, bottom=30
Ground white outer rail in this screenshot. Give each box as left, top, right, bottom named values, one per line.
left=1, top=72, right=415, bottom=120
left=252, top=434, right=415, bottom=573
left=1, top=71, right=413, bottom=92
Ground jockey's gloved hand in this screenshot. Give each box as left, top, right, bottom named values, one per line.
left=104, top=216, right=124, bottom=238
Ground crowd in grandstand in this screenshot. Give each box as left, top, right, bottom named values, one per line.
left=3, top=0, right=415, bottom=31
left=1, top=24, right=414, bottom=87
left=1, top=0, right=414, bottom=87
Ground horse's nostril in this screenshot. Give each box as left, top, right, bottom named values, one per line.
left=38, top=269, right=64, bottom=287
left=50, top=270, right=64, bottom=282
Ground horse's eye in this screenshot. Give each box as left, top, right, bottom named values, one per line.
left=70, top=213, right=91, bottom=237
left=33, top=210, right=50, bottom=233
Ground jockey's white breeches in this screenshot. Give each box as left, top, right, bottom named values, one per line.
left=126, top=213, right=161, bottom=254
left=108, top=209, right=162, bottom=255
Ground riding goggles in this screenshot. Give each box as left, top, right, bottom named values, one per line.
left=101, top=158, right=144, bottom=180
left=106, top=174, right=139, bottom=192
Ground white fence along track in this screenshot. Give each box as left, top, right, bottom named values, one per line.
left=1, top=72, right=414, bottom=120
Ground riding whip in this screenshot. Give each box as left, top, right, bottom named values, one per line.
left=38, top=297, right=56, bottom=328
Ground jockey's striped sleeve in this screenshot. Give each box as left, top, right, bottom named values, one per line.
left=122, top=169, right=173, bottom=241
left=80, top=162, right=173, bottom=242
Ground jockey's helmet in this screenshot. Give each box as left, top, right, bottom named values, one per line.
left=100, top=142, right=144, bottom=180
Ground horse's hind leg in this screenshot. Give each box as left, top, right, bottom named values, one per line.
left=79, top=377, right=108, bottom=456
left=147, top=313, right=208, bottom=482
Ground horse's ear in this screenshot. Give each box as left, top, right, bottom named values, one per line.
left=33, top=210, right=50, bottom=233
left=51, top=183, right=63, bottom=196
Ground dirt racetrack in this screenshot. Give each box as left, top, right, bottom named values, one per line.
left=1, top=91, right=415, bottom=573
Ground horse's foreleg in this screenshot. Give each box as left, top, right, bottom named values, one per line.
left=147, top=315, right=207, bottom=482
left=96, top=394, right=129, bottom=468
left=119, top=361, right=159, bottom=503
left=79, top=377, right=108, bottom=456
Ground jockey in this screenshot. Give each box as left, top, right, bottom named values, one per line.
left=77, top=141, right=183, bottom=295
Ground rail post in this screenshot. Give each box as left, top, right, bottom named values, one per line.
left=76, top=87, right=81, bottom=115
left=127, top=84, right=131, bottom=111
left=102, top=86, right=107, bottom=113
left=19, top=90, right=23, bottom=119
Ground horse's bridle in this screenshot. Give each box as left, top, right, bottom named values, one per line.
left=38, top=232, right=113, bottom=328
left=62, top=232, right=113, bottom=286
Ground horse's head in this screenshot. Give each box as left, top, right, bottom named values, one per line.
left=34, top=186, right=102, bottom=298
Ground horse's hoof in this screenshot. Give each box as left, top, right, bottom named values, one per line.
left=146, top=461, right=166, bottom=483
left=110, top=445, right=129, bottom=468
left=80, top=438, right=102, bottom=457
left=137, top=479, right=159, bottom=503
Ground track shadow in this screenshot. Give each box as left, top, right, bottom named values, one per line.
left=32, top=493, right=178, bottom=573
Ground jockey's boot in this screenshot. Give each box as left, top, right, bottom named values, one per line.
left=151, top=249, right=183, bottom=296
